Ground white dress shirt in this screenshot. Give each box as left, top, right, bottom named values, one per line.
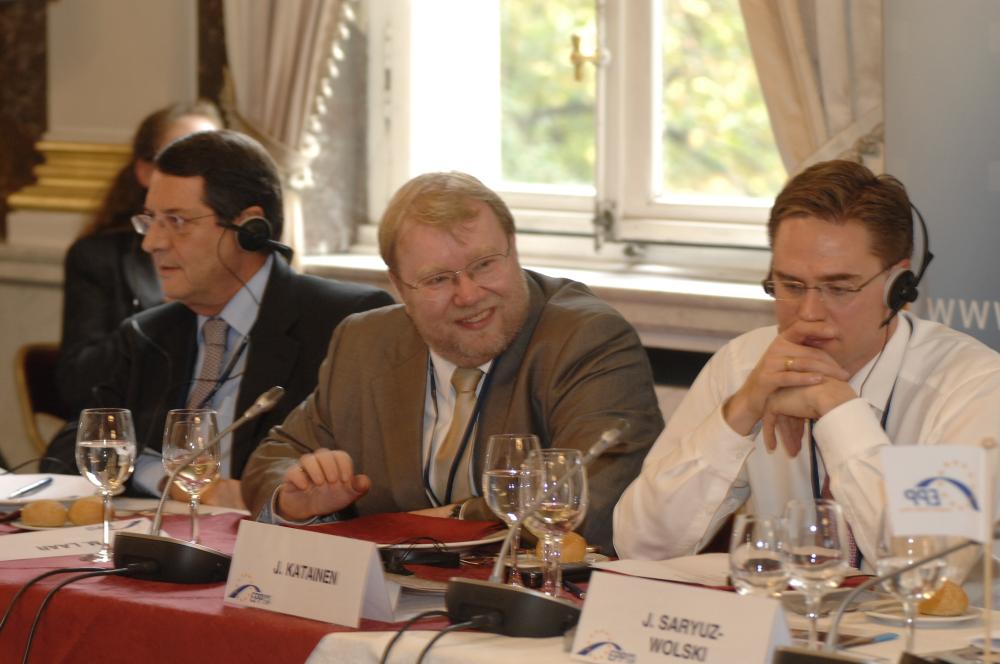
left=613, top=312, right=1000, bottom=566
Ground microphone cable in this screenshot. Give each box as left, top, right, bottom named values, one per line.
left=0, top=566, right=98, bottom=635
left=20, top=561, right=157, bottom=664
left=414, top=612, right=500, bottom=664
left=378, top=609, right=449, bottom=664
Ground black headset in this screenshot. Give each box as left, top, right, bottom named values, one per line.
left=881, top=203, right=933, bottom=326
left=218, top=216, right=294, bottom=261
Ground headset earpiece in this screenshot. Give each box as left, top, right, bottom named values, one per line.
left=233, top=216, right=273, bottom=252
left=217, top=216, right=293, bottom=260
left=883, top=265, right=918, bottom=313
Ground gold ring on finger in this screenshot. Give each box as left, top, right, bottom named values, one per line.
left=785, top=357, right=794, bottom=370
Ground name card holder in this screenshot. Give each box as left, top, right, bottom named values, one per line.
left=224, top=520, right=401, bottom=627
left=571, top=571, right=790, bottom=664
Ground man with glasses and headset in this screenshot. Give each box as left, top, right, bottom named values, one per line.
left=240, top=171, right=663, bottom=554
left=613, top=159, right=1000, bottom=565
left=44, top=130, right=394, bottom=506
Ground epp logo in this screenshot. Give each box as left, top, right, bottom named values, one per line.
left=228, top=583, right=273, bottom=605
left=904, top=475, right=979, bottom=511
left=577, top=640, right=638, bottom=663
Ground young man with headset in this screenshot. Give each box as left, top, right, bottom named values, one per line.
left=43, top=130, right=394, bottom=506
left=613, top=159, right=1000, bottom=566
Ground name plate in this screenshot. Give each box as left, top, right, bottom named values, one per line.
left=571, top=571, right=789, bottom=663
left=224, top=520, right=400, bottom=627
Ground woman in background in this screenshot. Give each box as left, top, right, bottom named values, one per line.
left=56, top=101, right=223, bottom=415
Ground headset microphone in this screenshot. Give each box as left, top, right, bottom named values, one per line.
left=218, top=216, right=293, bottom=261
left=881, top=203, right=934, bottom=327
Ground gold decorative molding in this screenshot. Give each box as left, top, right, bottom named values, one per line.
left=7, top=140, right=129, bottom=213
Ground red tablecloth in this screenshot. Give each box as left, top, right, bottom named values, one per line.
left=0, top=512, right=480, bottom=664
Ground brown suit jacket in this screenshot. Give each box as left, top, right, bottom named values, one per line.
left=241, top=270, right=664, bottom=554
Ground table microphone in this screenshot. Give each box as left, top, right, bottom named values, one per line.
left=113, top=387, right=285, bottom=584
left=773, top=537, right=980, bottom=664
left=445, top=426, right=625, bottom=638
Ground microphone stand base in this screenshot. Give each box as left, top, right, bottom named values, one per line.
left=114, top=531, right=231, bottom=583
left=445, top=577, right=580, bottom=638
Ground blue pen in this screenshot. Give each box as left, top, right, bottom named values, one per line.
left=843, top=632, right=898, bottom=649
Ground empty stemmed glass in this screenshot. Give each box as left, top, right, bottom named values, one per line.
left=74, top=408, right=137, bottom=562
left=522, top=448, right=588, bottom=597
left=729, top=514, right=789, bottom=597
left=161, top=409, right=220, bottom=544
left=875, top=512, right=957, bottom=652
left=482, top=433, right=542, bottom=586
left=782, top=499, right=850, bottom=649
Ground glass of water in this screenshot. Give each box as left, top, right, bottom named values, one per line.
left=482, top=433, right=541, bottom=586
left=782, top=499, right=850, bottom=649
left=729, top=514, right=788, bottom=597
left=875, top=512, right=955, bottom=652
left=74, top=408, right=137, bottom=562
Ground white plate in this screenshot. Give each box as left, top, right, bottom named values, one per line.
left=515, top=552, right=609, bottom=569
left=377, top=529, right=508, bottom=551
left=865, top=603, right=982, bottom=627
left=0, top=474, right=96, bottom=506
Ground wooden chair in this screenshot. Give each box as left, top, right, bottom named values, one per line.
left=14, top=342, right=67, bottom=456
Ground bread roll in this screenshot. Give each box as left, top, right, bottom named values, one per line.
left=68, top=495, right=107, bottom=525
left=535, top=531, right=587, bottom=563
left=21, top=499, right=68, bottom=527
left=918, top=580, right=968, bottom=616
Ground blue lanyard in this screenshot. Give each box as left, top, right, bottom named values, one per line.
left=421, top=361, right=495, bottom=506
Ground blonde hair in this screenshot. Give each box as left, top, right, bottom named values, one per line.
left=378, top=172, right=516, bottom=269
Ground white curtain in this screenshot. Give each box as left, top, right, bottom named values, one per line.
left=223, top=0, right=353, bottom=263
left=740, top=0, right=883, bottom=176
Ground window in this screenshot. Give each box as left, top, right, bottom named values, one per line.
left=366, top=0, right=784, bottom=255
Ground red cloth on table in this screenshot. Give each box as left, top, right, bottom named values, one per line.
left=291, top=511, right=505, bottom=545
left=0, top=512, right=469, bottom=664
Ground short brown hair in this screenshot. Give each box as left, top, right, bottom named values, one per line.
left=768, top=160, right=913, bottom=266
left=378, top=172, right=516, bottom=269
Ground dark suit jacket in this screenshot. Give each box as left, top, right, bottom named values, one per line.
left=44, top=258, right=395, bottom=483
left=241, top=270, right=664, bottom=554
left=57, top=230, right=163, bottom=416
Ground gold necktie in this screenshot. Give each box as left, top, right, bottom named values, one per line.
left=433, top=367, right=484, bottom=504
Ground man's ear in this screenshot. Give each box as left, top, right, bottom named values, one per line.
left=234, top=205, right=266, bottom=226
left=135, top=159, right=155, bottom=189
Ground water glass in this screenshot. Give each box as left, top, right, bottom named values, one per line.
left=782, top=499, right=850, bottom=649
left=161, top=409, right=220, bottom=544
left=482, top=433, right=541, bottom=586
left=875, top=513, right=955, bottom=652
left=729, top=514, right=788, bottom=597
left=74, top=408, right=137, bottom=562
left=522, top=448, right=588, bottom=597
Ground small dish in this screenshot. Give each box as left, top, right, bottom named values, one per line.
left=865, top=603, right=982, bottom=627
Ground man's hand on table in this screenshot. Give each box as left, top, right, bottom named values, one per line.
left=276, top=449, right=370, bottom=521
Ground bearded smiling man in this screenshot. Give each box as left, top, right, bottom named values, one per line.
left=241, top=171, right=663, bottom=554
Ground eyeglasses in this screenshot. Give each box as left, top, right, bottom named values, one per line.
left=396, top=243, right=512, bottom=294
left=762, top=266, right=890, bottom=304
left=130, top=212, right=217, bottom=235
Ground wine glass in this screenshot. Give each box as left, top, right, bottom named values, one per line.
left=782, top=499, right=850, bottom=649
left=875, top=512, right=956, bottom=652
left=482, top=433, right=541, bottom=587
left=74, top=408, right=137, bottom=562
left=729, top=514, right=788, bottom=597
left=161, top=409, right=220, bottom=544
left=522, top=448, right=588, bottom=597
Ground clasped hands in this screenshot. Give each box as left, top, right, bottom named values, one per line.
left=723, top=321, right=857, bottom=456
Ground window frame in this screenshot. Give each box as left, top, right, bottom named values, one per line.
left=365, top=0, right=775, bottom=254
